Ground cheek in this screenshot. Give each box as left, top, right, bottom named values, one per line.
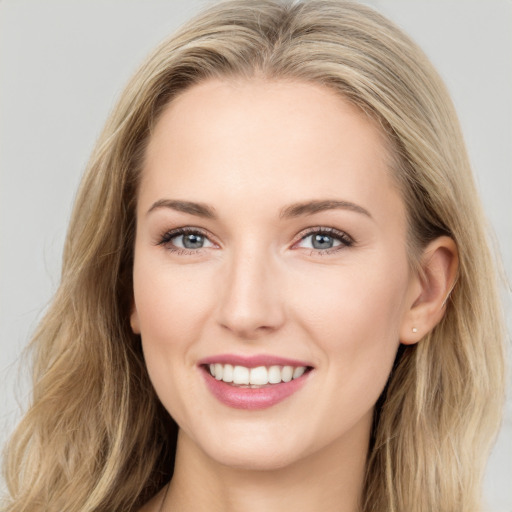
left=292, top=258, right=408, bottom=387
left=285, top=262, right=408, bottom=442
left=133, top=258, right=212, bottom=347
left=295, top=261, right=406, bottom=340
left=132, top=256, right=217, bottom=423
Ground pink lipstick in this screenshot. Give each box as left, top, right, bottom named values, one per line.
left=198, top=354, right=314, bottom=410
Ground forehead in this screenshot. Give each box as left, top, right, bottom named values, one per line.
left=140, top=78, right=403, bottom=224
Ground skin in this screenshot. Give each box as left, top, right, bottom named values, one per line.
left=132, top=79, right=457, bottom=512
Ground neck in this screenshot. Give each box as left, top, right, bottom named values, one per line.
left=164, top=413, right=371, bottom=512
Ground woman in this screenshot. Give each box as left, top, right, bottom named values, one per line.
left=2, top=1, right=505, bottom=511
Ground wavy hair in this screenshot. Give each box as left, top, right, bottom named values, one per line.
left=3, top=1, right=505, bottom=511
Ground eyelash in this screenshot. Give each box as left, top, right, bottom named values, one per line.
left=157, top=227, right=212, bottom=256
left=297, top=226, right=354, bottom=255
left=157, top=226, right=355, bottom=256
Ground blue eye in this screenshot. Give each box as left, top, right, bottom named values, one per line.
left=159, top=228, right=214, bottom=251
left=158, top=226, right=353, bottom=255
left=308, top=233, right=339, bottom=249
left=175, top=233, right=207, bottom=249
left=296, top=228, right=353, bottom=252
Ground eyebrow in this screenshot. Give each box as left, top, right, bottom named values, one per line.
left=279, top=199, right=372, bottom=219
left=147, top=199, right=216, bottom=218
left=147, top=198, right=371, bottom=220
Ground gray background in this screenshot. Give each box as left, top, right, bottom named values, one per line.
left=0, top=0, right=510, bottom=509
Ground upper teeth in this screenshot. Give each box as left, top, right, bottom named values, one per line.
left=209, top=364, right=307, bottom=386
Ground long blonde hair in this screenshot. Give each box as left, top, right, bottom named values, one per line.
left=3, top=1, right=505, bottom=511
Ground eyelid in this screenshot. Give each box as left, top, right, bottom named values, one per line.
left=157, top=226, right=219, bottom=249
left=293, top=226, right=354, bottom=243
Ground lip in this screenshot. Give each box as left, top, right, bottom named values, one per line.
left=198, top=355, right=314, bottom=410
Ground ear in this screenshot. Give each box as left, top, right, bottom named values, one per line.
left=400, top=236, right=458, bottom=345
left=130, top=304, right=141, bottom=335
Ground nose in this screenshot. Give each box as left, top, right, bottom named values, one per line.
left=215, top=245, right=286, bottom=340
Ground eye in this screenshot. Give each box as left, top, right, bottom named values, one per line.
left=295, top=227, right=354, bottom=253
left=158, top=227, right=215, bottom=251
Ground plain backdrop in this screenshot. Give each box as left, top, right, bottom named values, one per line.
left=1, top=0, right=511, bottom=509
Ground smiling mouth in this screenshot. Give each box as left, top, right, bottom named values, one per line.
left=203, top=363, right=313, bottom=388
left=199, top=361, right=314, bottom=410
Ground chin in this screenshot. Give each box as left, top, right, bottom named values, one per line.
left=185, top=421, right=319, bottom=472
left=207, top=444, right=304, bottom=472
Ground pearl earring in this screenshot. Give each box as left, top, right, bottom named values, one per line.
left=412, top=327, right=418, bottom=333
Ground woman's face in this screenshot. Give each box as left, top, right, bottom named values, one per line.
left=131, top=79, right=420, bottom=470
